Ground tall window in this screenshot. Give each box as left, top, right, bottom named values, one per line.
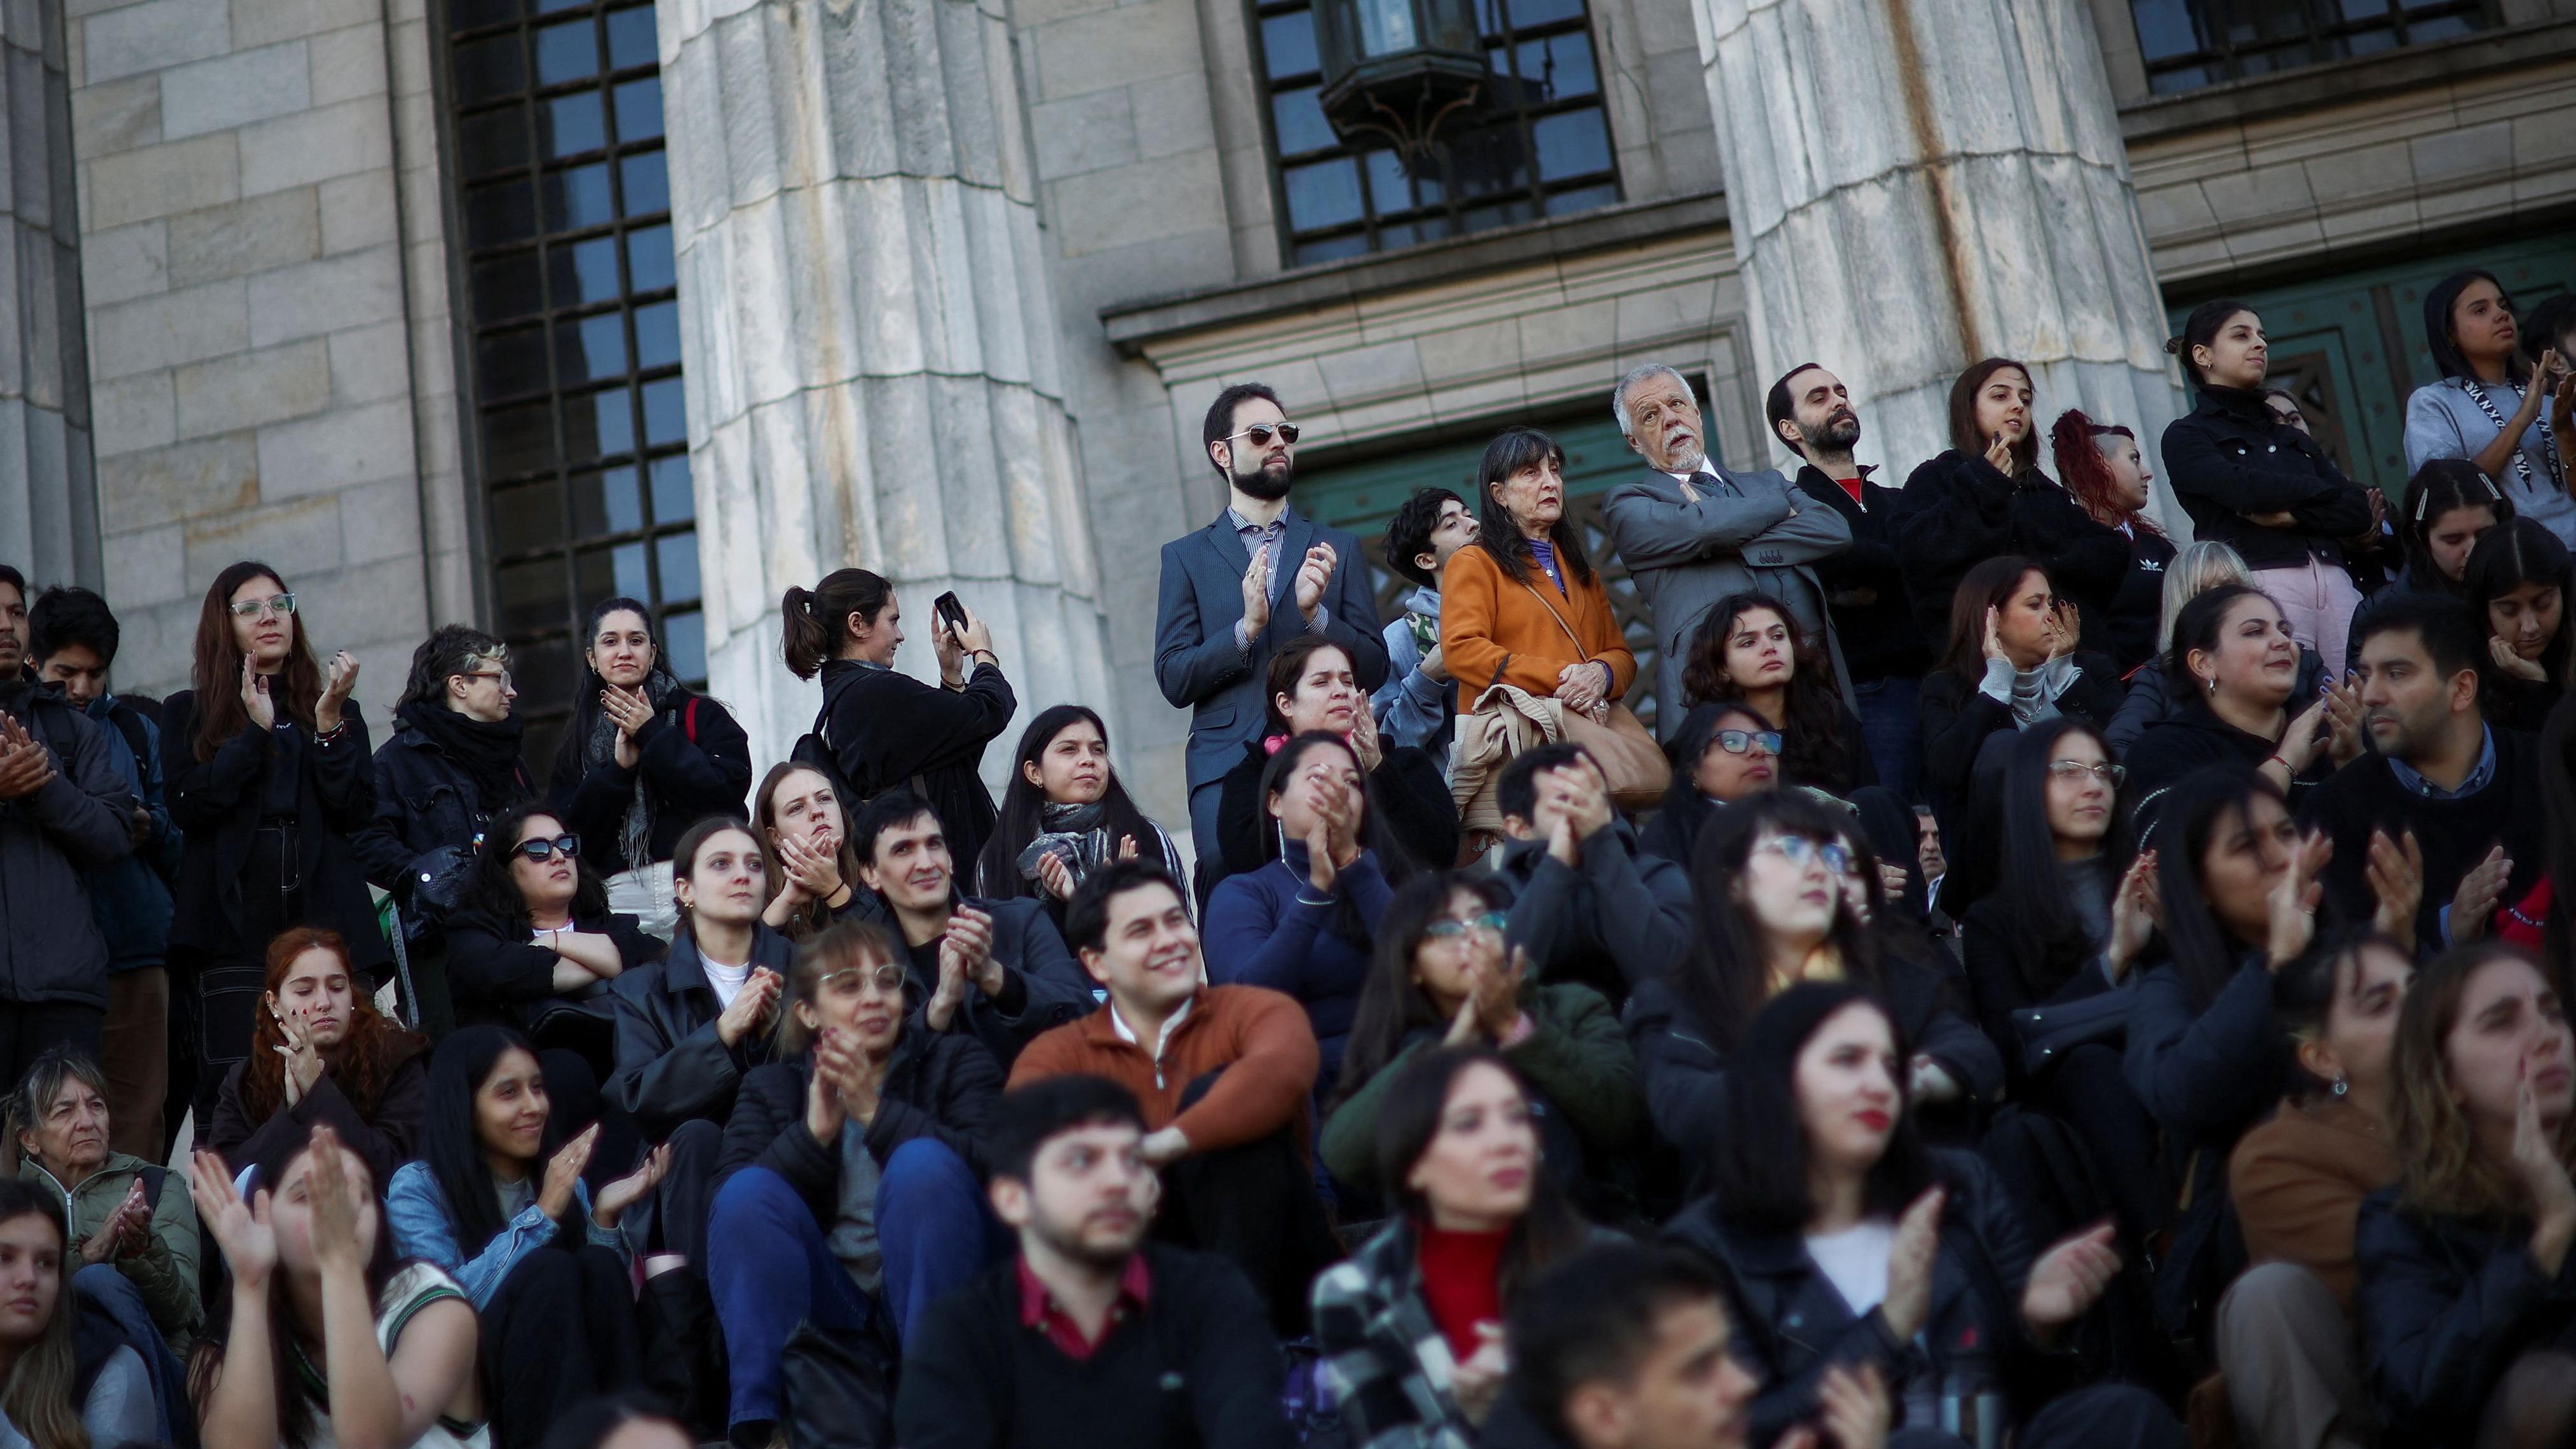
left=1255, top=0, right=1618, bottom=265
left=2129, top=0, right=2490, bottom=95
left=440, top=0, right=697, bottom=767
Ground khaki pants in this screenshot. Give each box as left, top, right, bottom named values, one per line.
left=2218, top=1262, right=2375, bottom=1449
left=102, top=968, right=167, bottom=1161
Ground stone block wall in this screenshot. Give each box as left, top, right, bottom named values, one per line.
left=0, top=0, right=95, bottom=590
left=70, top=0, right=464, bottom=722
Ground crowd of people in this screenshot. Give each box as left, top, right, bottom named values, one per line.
left=0, top=269, right=2572, bottom=1449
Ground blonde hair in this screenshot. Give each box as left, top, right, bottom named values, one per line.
left=2157, top=540, right=2252, bottom=665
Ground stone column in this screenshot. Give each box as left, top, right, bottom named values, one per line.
left=1693, top=0, right=2187, bottom=525
left=0, top=0, right=95, bottom=584
left=660, top=0, right=1106, bottom=766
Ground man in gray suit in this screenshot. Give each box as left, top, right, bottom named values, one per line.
left=1155, top=383, right=1386, bottom=887
left=1600, top=364, right=1854, bottom=738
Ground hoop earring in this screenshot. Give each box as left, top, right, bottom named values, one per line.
left=2331, top=1077, right=2349, bottom=1098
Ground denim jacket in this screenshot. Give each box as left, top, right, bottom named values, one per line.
left=384, top=1160, right=630, bottom=1310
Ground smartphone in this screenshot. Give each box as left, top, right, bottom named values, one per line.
left=933, top=591, right=968, bottom=637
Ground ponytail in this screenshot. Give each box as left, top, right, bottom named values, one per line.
left=782, top=568, right=893, bottom=679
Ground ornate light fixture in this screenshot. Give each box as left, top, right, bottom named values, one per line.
left=1313, top=0, right=1491, bottom=163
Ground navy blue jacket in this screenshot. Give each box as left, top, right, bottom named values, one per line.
left=2121, top=956, right=2293, bottom=1157
left=81, top=695, right=177, bottom=976
left=1203, top=847, right=1392, bottom=1087
left=2356, top=1187, right=2576, bottom=1447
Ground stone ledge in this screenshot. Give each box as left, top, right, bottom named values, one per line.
left=2118, top=17, right=2576, bottom=142
left=1098, top=191, right=1730, bottom=358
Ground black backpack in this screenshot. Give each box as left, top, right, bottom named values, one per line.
left=790, top=681, right=926, bottom=818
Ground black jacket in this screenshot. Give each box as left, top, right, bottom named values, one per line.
left=1892, top=451, right=2133, bottom=655
left=1623, top=964, right=1999, bottom=1193
left=207, top=1048, right=428, bottom=1192
left=2163, top=386, right=2374, bottom=571
left=714, top=1032, right=1003, bottom=1220
left=442, top=906, right=665, bottom=1034
left=1916, top=654, right=2123, bottom=831
left=1959, top=892, right=2118, bottom=1089
left=1792, top=465, right=1931, bottom=684
left=2126, top=696, right=2328, bottom=821
left=1212, top=739, right=1458, bottom=884
left=161, top=691, right=390, bottom=975
left=607, top=923, right=795, bottom=1134
left=2121, top=955, right=2293, bottom=1158
left=547, top=686, right=753, bottom=876
left=1491, top=819, right=1694, bottom=1009
left=2356, top=1187, right=2576, bottom=1448
left=351, top=714, right=536, bottom=906
left=888, top=895, right=1096, bottom=1070
left=2105, top=525, right=2178, bottom=674
left=0, top=681, right=133, bottom=1007
left=1665, top=1150, right=2077, bottom=1446
left=817, top=658, right=1015, bottom=872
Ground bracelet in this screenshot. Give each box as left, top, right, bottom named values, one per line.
left=2262, top=753, right=2289, bottom=775
left=1294, top=891, right=1336, bottom=907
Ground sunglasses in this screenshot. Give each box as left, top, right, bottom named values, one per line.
left=228, top=593, right=298, bottom=619
left=1711, top=729, right=1782, bottom=756
left=513, top=834, right=581, bottom=862
left=1756, top=835, right=1852, bottom=875
left=1227, top=423, right=1301, bottom=449
left=2047, top=761, right=2128, bottom=786
left=1423, top=912, right=1508, bottom=941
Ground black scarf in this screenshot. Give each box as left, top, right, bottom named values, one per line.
left=398, top=700, right=525, bottom=810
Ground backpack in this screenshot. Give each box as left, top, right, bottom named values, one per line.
left=790, top=682, right=926, bottom=818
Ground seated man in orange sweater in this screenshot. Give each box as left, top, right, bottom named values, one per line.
left=1010, top=856, right=1336, bottom=1333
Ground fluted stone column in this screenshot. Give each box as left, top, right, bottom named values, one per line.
left=0, top=0, right=95, bottom=585
left=1693, top=0, right=2188, bottom=526
left=660, top=0, right=1106, bottom=765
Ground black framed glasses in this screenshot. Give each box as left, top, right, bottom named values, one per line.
left=513, top=834, right=581, bottom=862
left=1227, top=422, right=1301, bottom=448
left=1423, top=911, right=1508, bottom=941
left=227, top=593, right=299, bottom=619
left=1711, top=729, right=1782, bottom=757
left=2047, top=761, right=2128, bottom=787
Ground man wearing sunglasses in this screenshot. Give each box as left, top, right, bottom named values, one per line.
left=1155, top=383, right=1387, bottom=892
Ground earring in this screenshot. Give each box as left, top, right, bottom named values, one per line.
left=2331, top=1077, right=2349, bottom=1098
left=2207, top=676, right=2219, bottom=695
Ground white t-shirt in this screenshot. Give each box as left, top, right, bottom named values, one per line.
left=700, top=954, right=752, bottom=1012
left=1805, top=1219, right=1896, bottom=1318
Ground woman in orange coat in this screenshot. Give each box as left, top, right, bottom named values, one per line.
left=1442, top=425, right=1637, bottom=709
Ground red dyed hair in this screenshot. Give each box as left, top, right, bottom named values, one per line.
left=237, top=927, right=426, bottom=1126
left=2050, top=408, right=2162, bottom=536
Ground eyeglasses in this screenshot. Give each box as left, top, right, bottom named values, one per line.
left=1423, top=912, right=1508, bottom=941
left=1756, top=835, right=1852, bottom=874
left=2047, top=760, right=2128, bottom=787
left=512, top=834, right=580, bottom=862
left=227, top=594, right=297, bottom=619
left=821, top=964, right=909, bottom=995
left=1226, top=423, right=1301, bottom=449
left=1711, top=729, right=1782, bottom=757
left=459, top=670, right=515, bottom=690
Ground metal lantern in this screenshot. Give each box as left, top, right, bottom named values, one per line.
left=1313, top=0, right=1491, bottom=161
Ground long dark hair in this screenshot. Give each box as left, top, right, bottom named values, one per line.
left=1651, top=702, right=1774, bottom=857
left=459, top=802, right=611, bottom=932
left=188, top=560, right=324, bottom=763
left=781, top=568, right=894, bottom=680
left=1937, top=555, right=2049, bottom=681
left=548, top=597, right=685, bottom=792
left=2423, top=269, right=2530, bottom=385
left=1332, top=873, right=1512, bottom=1110
left=1990, top=719, right=2136, bottom=995
left=1704, top=983, right=1937, bottom=1234
left=1261, top=635, right=1357, bottom=736
left=1681, top=592, right=1853, bottom=790
left=1257, top=733, right=1413, bottom=931
left=1472, top=426, right=1594, bottom=588
left=2465, top=517, right=2574, bottom=690
left=1946, top=358, right=2040, bottom=479
left=420, top=1025, right=573, bottom=1260
left=1374, top=1047, right=1587, bottom=1296
left=2397, top=459, right=2510, bottom=589
left=2164, top=582, right=2273, bottom=694
left=1674, top=792, right=1878, bottom=1056
left=2150, top=766, right=2286, bottom=1010
left=977, top=704, right=1160, bottom=904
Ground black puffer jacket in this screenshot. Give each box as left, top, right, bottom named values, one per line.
left=1892, top=451, right=2133, bottom=654
left=2356, top=1187, right=2576, bottom=1448
left=713, top=1030, right=1003, bottom=1222
left=2163, top=386, right=2374, bottom=571
left=607, top=923, right=795, bottom=1134
left=547, top=684, right=753, bottom=876
left=351, top=709, right=536, bottom=908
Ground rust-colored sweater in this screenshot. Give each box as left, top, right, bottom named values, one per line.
left=1008, top=984, right=1319, bottom=1157
left=2228, top=1094, right=2399, bottom=1315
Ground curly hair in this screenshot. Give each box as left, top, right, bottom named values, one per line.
left=2049, top=407, right=2162, bottom=535
left=237, top=927, right=428, bottom=1128
left=1681, top=593, right=1855, bottom=791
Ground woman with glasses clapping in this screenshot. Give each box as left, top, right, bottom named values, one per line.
left=444, top=803, right=665, bottom=1079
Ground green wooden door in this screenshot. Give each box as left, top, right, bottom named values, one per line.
left=2169, top=237, right=2576, bottom=493
left=1294, top=411, right=1675, bottom=731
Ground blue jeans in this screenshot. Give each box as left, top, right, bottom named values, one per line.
left=707, top=1142, right=997, bottom=1427
left=1853, top=674, right=1924, bottom=804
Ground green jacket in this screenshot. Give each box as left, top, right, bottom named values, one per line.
left=17, top=1151, right=201, bottom=1346
left=1320, top=980, right=1645, bottom=1192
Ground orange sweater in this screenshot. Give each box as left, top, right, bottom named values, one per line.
left=1008, top=984, right=1319, bottom=1157
left=1440, top=543, right=1637, bottom=701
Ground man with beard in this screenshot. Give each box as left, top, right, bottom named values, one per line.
left=1766, top=364, right=1934, bottom=798
left=1155, top=383, right=1386, bottom=890
left=1008, top=857, right=1335, bottom=1335
left=2301, top=592, right=2542, bottom=951
left=894, top=1073, right=1292, bottom=1449
left=1601, top=364, right=1852, bottom=738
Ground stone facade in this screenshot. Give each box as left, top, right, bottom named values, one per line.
left=0, top=0, right=92, bottom=588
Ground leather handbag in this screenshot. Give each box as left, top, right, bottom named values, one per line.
left=1514, top=579, right=1665, bottom=810
left=2007, top=982, right=2135, bottom=1079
